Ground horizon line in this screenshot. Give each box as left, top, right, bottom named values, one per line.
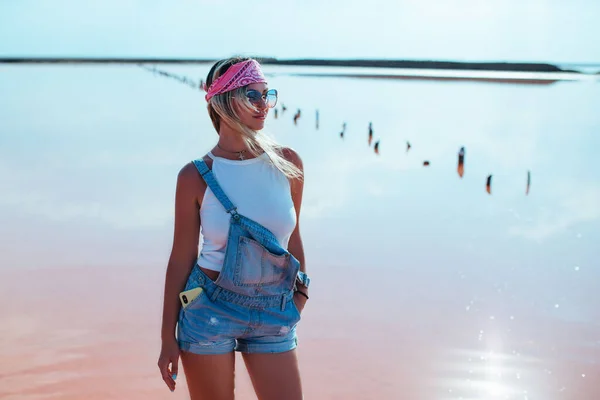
left=1, top=56, right=599, bottom=67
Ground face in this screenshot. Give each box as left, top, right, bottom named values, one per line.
left=234, top=82, right=277, bottom=131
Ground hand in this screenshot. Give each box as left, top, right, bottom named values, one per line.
left=158, top=337, right=180, bottom=392
left=293, top=291, right=308, bottom=314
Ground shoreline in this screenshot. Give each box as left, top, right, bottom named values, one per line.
left=1, top=56, right=597, bottom=74
left=292, top=72, right=560, bottom=85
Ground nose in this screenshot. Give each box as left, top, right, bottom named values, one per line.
left=256, top=98, right=268, bottom=111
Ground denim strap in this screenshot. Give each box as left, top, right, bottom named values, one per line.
left=192, top=159, right=238, bottom=215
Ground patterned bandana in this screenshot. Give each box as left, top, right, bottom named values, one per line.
left=204, top=59, right=267, bottom=102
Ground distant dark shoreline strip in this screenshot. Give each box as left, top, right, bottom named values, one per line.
left=0, top=57, right=591, bottom=74
left=0, top=57, right=215, bottom=65
left=292, top=73, right=558, bottom=85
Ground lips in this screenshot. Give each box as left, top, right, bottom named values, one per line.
left=253, top=114, right=266, bottom=120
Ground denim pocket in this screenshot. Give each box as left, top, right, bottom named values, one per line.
left=181, top=288, right=206, bottom=312
left=234, top=236, right=290, bottom=287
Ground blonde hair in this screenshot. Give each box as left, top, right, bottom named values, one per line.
left=205, top=57, right=303, bottom=180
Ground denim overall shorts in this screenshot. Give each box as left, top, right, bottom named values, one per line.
left=177, top=159, right=311, bottom=355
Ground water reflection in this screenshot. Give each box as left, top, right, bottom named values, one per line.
left=0, top=64, right=598, bottom=399
left=437, top=348, right=542, bottom=399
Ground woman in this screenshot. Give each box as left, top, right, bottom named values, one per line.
left=157, top=57, right=310, bottom=400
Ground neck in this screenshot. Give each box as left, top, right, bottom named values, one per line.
left=217, top=124, right=251, bottom=153
left=212, top=124, right=258, bottom=161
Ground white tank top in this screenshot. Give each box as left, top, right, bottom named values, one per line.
left=197, top=152, right=297, bottom=272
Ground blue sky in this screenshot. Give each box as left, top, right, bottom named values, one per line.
left=1, top=0, right=599, bottom=63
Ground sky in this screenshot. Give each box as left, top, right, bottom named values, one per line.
left=1, top=0, right=599, bottom=64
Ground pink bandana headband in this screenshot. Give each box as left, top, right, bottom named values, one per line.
left=204, top=59, right=267, bottom=102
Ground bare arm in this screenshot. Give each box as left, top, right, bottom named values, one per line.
left=161, top=163, right=204, bottom=340
left=158, top=161, right=207, bottom=391
left=282, top=148, right=308, bottom=297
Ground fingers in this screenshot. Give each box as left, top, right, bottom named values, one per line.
left=158, top=359, right=175, bottom=391
left=158, top=356, right=178, bottom=392
left=168, top=358, right=179, bottom=391
left=171, top=359, right=179, bottom=387
left=171, top=360, right=178, bottom=379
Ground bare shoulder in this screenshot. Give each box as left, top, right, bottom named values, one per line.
left=178, top=162, right=200, bottom=183
left=178, top=155, right=213, bottom=181
left=176, top=160, right=208, bottom=195
left=280, top=147, right=303, bottom=170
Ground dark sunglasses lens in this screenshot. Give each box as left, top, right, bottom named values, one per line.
left=246, top=90, right=262, bottom=104
left=265, top=89, right=278, bottom=108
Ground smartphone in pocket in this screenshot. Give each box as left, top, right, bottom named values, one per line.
left=179, top=287, right=203, bottom=308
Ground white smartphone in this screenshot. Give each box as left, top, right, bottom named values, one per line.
left=179, top=287, right=203, bottom=308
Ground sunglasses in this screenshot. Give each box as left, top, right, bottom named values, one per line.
left=245, top=89, right=278, bottom=109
